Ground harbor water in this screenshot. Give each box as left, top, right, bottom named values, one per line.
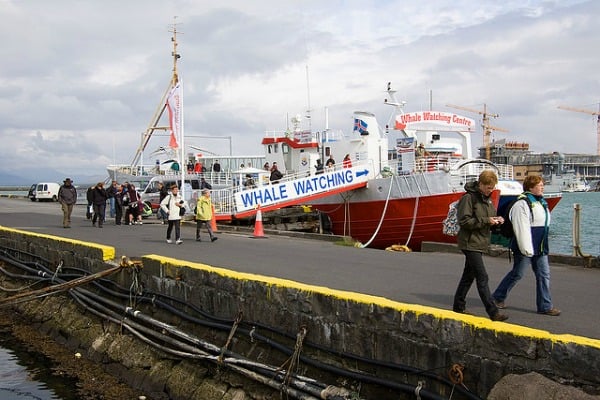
left=0, top=333, right=71, bottom=400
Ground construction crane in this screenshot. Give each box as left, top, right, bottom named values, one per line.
left=557, top=104, right=600, bottom=156
left=445, top=103, right=508, bottom=160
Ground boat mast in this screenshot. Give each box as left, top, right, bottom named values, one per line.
left=129, top=18, right=182, bottom=170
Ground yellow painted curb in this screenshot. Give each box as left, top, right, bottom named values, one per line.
left=0, top=226, right=115, bottom=261
left=146, top=254, right=600, bottom=350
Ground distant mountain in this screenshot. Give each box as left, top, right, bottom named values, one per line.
left=0, top=167, right=106, bottom=187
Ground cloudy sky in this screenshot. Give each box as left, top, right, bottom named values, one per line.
left=0, top=0, right=598, bottom=183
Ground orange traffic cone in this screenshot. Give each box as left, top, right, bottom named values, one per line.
left=211, top=204, right=218, bottom=232
left=252, top=205, right=267, bottom=238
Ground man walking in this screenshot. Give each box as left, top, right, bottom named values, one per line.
left=58, top=178, right=78, bottom=228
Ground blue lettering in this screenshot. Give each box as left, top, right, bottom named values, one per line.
left=293, top=180, right=306, bottom=195
left=326, top=174, right=336, bottom=187
left=318, top=176, right=327, bottom=189
left=263, top=189, right=273, bottom=202
left=239, top=191, right=256, bottom=208
left=345, top=170, right=354, bottom=182
left=279, top=185, right=288, bottom=199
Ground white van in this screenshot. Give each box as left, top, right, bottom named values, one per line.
left=34, top=182, right=60, bottom=202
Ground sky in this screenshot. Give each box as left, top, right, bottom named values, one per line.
left=0, top=0, right=599, bottom=184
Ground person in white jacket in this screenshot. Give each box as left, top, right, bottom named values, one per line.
left=160, top=184, right=186, bottom=244
left=492, top=175, right=560, bottom=316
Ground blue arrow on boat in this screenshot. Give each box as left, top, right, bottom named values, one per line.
left=356, top=169, right=369, bottom=177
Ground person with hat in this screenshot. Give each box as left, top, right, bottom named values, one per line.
left=58, top=178, right=78, bottom=228
left=195, top=189, right=218, bottom=242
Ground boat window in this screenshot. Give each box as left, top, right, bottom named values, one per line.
left=268, top=145, right=273, bottom=154
left=325, top=147, right=331, bottom=157
left=282, top=143, right=289, bottom=154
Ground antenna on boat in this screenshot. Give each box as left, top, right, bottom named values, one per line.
left=128, top=17, right=183, bottom=171
left=383, top=82, right=407, bottom=133
left=305, top=65, right=312, bottom=130
left=170, top=16, right=182, bottom=85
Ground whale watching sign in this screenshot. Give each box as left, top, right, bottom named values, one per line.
left=234, top=166, right=370, bottom=212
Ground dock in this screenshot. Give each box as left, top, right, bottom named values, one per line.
left=1, top=197, right=598, bottom=341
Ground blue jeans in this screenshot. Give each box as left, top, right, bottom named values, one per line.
left=453, top=250, right=499, bottom=318
left=493, top=253, right=553, bottom=313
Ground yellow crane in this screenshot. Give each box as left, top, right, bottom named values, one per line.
left=557, top=104, right=600, bottom=156
left=445, top=103, right=508, bottom=160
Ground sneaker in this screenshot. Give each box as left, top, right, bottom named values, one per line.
left=196, top=238, right=202, bottom=242
left=494, top=300, right=506, bottom=309
left=176, top=239, right=183, bottom=245
left=138, top=221, right=143, bottom=225
left=491, top=313, right=509, bottom=322
left=211, top=237, right=218, bottom=242
left=166, top=239, right=172, bottom=244
left=538, top=308, right=561, bottom=316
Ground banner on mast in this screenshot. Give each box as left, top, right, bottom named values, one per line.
left=166, top=82, right=182, bottom=149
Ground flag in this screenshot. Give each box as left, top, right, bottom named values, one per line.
left=394, top=115, right=406, bottom=130
left=353, top=118, right=368, bottom=134
left=166, top=82, right=182, bottom=149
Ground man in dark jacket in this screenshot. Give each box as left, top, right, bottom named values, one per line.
left=452, top=170, right=508, bottom=322
left=91, top=182, right=108, bottom=228
left=58, top=178, right=78, bottom=228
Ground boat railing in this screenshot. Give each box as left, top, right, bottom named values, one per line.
left=448, top=159, right=514, bottom=189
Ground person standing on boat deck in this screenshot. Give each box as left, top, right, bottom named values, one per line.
left=452, top=170, right=508, bottom=322
left=243, top=174, right=256, bottom=189
left=325, top=155, right=335, bottom=170
left=315, top=159, right=324, bottom=175
left=161, top=184, right=185, bottom=244
left=342, top=154, right=353, bottom=169
left=195, top=189, right=218, bottom=242
left=200, top=177, right=212, bottom=190
left=213, top=159, right=221, bottom=183
left=58, top=178, right=77, bottom=228
left=270, top=162, right=283, bottom=184
left=415, top=143, right=426, bottom=172
left=91, top=182, right=108, bottom=228
left=492, top=175, right=561, bottom=316
left=263, top=162, right=270, bottom=171
left=106, top=180, right=118, bottom=218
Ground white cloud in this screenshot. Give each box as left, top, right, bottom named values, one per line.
left=0, top=0, right=597, bottom=183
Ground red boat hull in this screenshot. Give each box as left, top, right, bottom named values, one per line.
left=311, top=192, right=465, bottom=251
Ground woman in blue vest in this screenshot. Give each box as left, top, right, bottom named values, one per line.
left=493, top=175, right=560, bottom=316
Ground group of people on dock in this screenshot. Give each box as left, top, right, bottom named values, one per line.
left=57, top=178, right=218, bottom=245
left=452, top=170, right=560, bottom=321
left=57, top=169, right=559, bottom=320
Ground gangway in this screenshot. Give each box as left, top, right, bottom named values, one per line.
left=210, top=160, right=372, bottom=220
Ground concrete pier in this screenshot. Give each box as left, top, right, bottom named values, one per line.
left=1, top=197, right=599, bottom=399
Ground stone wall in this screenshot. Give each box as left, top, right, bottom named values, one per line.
left=2, top=226, right=600, bottom=399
